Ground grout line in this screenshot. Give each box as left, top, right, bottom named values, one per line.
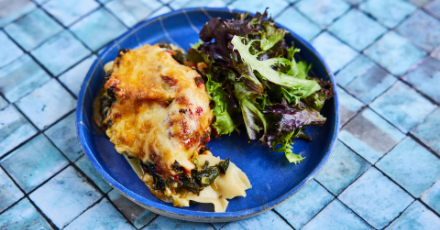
left=272, top=209, right=296, bottom=230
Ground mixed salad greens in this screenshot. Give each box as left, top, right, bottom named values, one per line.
left=184, top=11, right=334, bottom=164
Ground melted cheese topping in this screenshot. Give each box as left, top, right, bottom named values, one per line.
left=104, top=44, right=212, bottom=175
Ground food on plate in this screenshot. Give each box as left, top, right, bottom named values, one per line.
left=95, top=44, right=250, bottom=212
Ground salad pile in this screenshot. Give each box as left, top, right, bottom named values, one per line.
left=185, top=11, right=334, bottom=164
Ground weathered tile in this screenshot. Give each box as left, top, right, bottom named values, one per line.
left=29, top=166, right=102, bottom=229
left=315, top=141, right=370, bottom=195
left=218, top=211, right=291, bottom=230
left=106, top=0, right=162, bottom=28
left=359, top=0, right=416, bottom=28
left=0, top=168, right=24, bottom=213
left=412, top=108, right=440, bottom=156
left=70, top=8, right=127, bottom=51
left=45, top=113, right=83, bottom=161
left=275, top=180, right=334, bottom=229
left=337, top=55, right=396, bottom=103
left=403, top=57, right=440, bottom=103
left=0, top=105, right=37, bottom=158
left=0, top=31, right=23, bottom=68
left=147, top=6, right=172, bottom=19
left=65, top=198, right=134, bottom=230
left=59, top=55, right=96, bottom=97
left=145, top=216, right=214, bottom=229
left=4, top=9, right=62, bottom=51
left=343, top=0, right=365, bottom=4
left=0, top=198, right=52, bottom=230
left=339, top=168, right=414, bottom=229
left=1, top=134, right=68, bottom=193
left=31, top=30, right=91, bottom=76
left=108, top=189, right=156, bottom=229
left=75, top=155, right=112, bottom=193
left=338, top=108, right=405, bottom=164
left=370, top=81, right=436, bottom=133
left=43, top=0, right=99, bottom=26
left=407, top=0, right=431, bottom=7
left=421, top=179, right=440, bottom=215
left=170, top=0, right=227, bottom=9
left=311, top=32, right=358, bottom=73
left=229, top=0, right=289, bottom=18
left=377, top=137, right=440, bottom=197
left=302, top=199, right=372, bottom=230
left=432, top=45, right=440, bottom=60
left=275, top=7, right=321, bottom=41
left=328, top=9, right=386, bottom=51
left=387, top=201, right=440, bottom=230
left=0, top=55, right=50, bottom=102
left=0, top=96, right=8, bottom=110
left=424, top=0, right=440, bottom=20
left=296, top=0, right=350, bottom=28
left=0, top=0, right=36, bottom=28
left=397, top=10, right=440, bottom=51
left=15, top=79, right=76, bottom=130
left=212, top=223, right=227, bottom=230
left=336, top=86, right=364, bottom=126
left=364, top=32, right=426, bottom=76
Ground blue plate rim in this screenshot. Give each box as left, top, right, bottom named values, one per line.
left=76, top=7, right=340, bottom=222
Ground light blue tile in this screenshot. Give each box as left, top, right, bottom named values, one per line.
left=311, top=32, right=358, bottom=73
left=0, top=168, right=24, bottom=213
left=15, top=79, right=76, bottom=130
left=147, top=6, right=172, bottom=19
left=412, top=108, right=440, bottom=156
left=171, top=0, right=226, bottom=9
left=0, top=198, right=52, bottom=230
left=145, top=216, right=214, bottom=229
left=339, top=168, right=414, bottom=229
left=364, top=31, right=426, bottom=76
left=65, top=198, right=134, bottom=230
left=29, top=166, right=102, bottom=229
left=377, top=137, right=440, bottom=197
left=75, top=155, right=112, bottom=193
left=370, top=81, right=436, bottom=133
left=424, top=0, right=440, bottom=20
left=387, top=201, right=440, bottom=230
left=44, top=113, right=83, bottom=161
left=302, top=199, right=372, bottom=230
left=432, top=46, right=440, bottom=61
left=70, top=8, right=127, bottom=51
left=0, top=31, right=23, bottom=68
left=0, top=55, right=51, bottom=102
left=397, top=10, right=440, bottom=51
left=59, top=55, right=96, bottom=96
left=336, top=86, right=363, bottom=126
left=403, top=56, right=440, bottom=105
left=275, top=7, right=321, bottom=41
left=275, top=180, right=334, bottom=229
left=4, top=8, right=62, bottom=51
left=337, top=55, right=397, bottom=104
left=328, top=9, right=386, bottom=51
left=228, top=0, right=289, bottom=18
left=296, top=0, right=350, bottom=28
left=221, top=211, right=291, bottom=230
left=0, top=96, right=8, bottom=110
left=0, top=105, right=37, bottom=158
left=34, top=0, right=51, bottom=4
left=212, top=223, right=227, bottom=230
left=359, top=0, right=416, bottom=28
left=0, top=134, right=68, bottom=193
left=97, top=0, right=112, bottom=3
left=31, top=30, right=91, bottom=76
left=0, top=0, right=36, bottom=28
left=106, top=0, right=162, bottom=28
left=43, top=0, right=99, bottom=26
left=343, top=0, right=365, bottom=4
left=315, top=141, right=370, bottom=195
left=339, top=108, right=405, bottom=164
left=408, top=0, right=431, bottom=7
left=108, top=189, right=156, bottom=229
left=421, top=179, right=440, bottom=215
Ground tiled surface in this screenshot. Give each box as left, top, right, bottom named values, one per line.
left=1, top=0, right=440, bottom=229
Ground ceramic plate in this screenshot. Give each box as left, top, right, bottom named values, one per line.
left=76, top=8, right=339, bottom=222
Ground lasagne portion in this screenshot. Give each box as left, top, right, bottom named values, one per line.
left=97, top=44, right=251, bottom=212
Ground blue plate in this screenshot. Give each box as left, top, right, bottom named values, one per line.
left=76, top=8, right=339, bottom=222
